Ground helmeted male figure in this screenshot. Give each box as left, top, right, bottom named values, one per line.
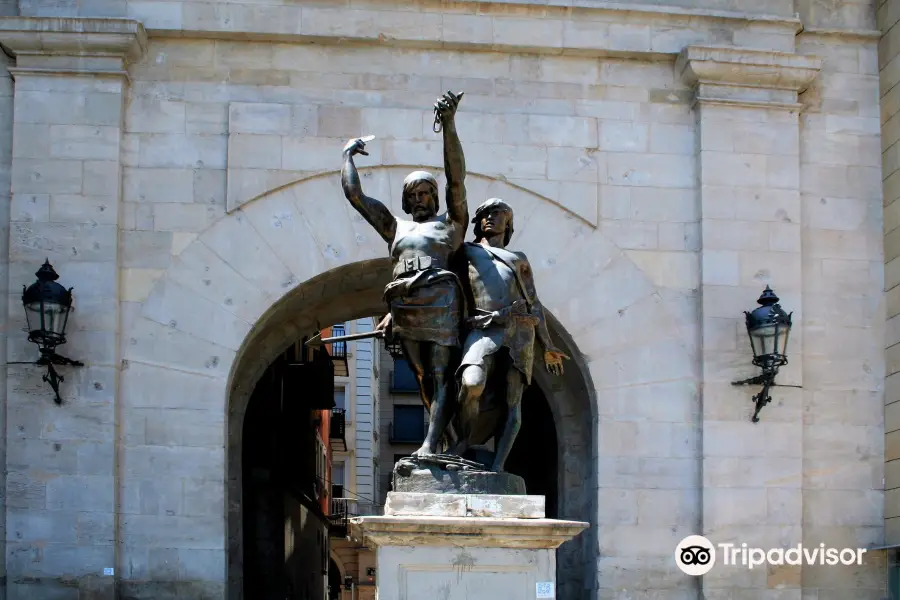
left=453, top=198, right=569, bottom=472
left=340, top=91, right=467, bottom=458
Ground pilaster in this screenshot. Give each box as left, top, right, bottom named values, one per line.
left=678, top=45, right=821, bottom=596
left=0, top=16, right=145, bottom=599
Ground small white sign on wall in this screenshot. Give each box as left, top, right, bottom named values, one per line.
left=536, top=582, right=554, bottom=598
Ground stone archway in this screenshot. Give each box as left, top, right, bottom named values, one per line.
left=218, top=257, right=594, bottom=599
left=120, top=166, right=693, bottom=599
left=328, top=553, right=344, bottom=600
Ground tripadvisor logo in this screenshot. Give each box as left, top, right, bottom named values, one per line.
left=675, top=535, right=716, bottom=576
left=675, top=535, right=868, bottom=575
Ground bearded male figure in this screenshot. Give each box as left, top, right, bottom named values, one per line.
left=453, top=198, right=569, bottom=473
left=340, top=91, right=467, bottom=458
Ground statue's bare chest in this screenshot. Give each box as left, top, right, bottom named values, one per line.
left=391, top=218, right=458, bottom=259
left=465, top=244, right=522, bottom=308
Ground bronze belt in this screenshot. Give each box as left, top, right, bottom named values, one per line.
left=394, top=255, right=443, bottom=277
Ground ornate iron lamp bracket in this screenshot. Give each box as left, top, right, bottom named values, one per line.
left=731, top=368, right=801, bottom=423
left=732, top=368, right=777, bottom=423
left=11, top=351, right=84, bottom=405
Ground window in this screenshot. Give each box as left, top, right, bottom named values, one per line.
left=334, top=387, right=346, bottom=411
left=391, top=358, right=419, bottom=393
left=330, top=323, right=347, bottom=359
left=332, top=462, right=345, bottom=499
left=391, top=405, right=425, bottom=443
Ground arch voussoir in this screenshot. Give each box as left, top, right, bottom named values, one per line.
left=124, top=315, right=237, bottom=379
left=240, top=186, right=329, bottom=285
left=142, top=278, right=253, bottom=353
left=201, top=208, right=300, bottom=305
left=167, top=238, right=274, bottom=325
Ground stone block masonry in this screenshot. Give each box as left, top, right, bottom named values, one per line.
left=0, top=3, right=888, bottom=600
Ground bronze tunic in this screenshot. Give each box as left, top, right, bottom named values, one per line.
left=458, top=242, right=537, bottom=384
left=383, top=215, right=465, bottom=348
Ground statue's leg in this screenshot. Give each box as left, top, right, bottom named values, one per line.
left=491, top=367, right=526, bottom=473
left=414, top=343, right=455, bottom=456
left=400, top=338, right=432, bottom=412
left=452, top=356, right=493, bottom=456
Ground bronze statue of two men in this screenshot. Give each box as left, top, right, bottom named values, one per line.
left=340, top=92, right=568, bottom=474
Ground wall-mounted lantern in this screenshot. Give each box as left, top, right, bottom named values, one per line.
left=20, top=259, right=83, bottom=404
left=731, top=285, right=793, bottom=423
left=343, top=575, right=354, bottom=591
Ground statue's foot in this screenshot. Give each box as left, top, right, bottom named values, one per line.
left=412, top=444, right=434, bottom=458
left=490, top=462, right=506, bottom=473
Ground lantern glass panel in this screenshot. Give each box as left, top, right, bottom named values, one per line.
left=23, top=299, right=42, bottom=334
left=43, top=300, right=70, bottom=337
left=25, top=297, right=69, bottom=347
left=750, top=323, right=778, bottom=357
left=776, top=323, right=791, bottom=357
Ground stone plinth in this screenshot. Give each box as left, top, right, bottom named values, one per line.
left=393, top=464, right=527, bottom=495
left=350, top=492, right=588, bottom=599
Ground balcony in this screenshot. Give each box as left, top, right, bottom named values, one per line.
left=328, top=325, right=349, bottom=377
left=330, top=408, right=347, bottom=452
left=329, top=497, right=379, bottom=538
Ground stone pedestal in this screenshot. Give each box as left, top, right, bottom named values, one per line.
left=393, top=459, right=527, bottom=495
left=350, top=492, right=587, bottom=599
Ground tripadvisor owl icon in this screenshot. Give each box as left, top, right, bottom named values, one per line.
left=675, top=535, right=716, bottom=576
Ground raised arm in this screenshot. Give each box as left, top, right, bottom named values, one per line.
left=341, top=138, right=396, bottom=245
left=435, top=91, right=468, bottom=228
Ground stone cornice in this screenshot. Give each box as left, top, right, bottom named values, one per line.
left=0, top=17, right=147, bottom=77
left=677, top=46, right=822, bottom=91
left=798, top=26, right=882, bottom=41
left=350, top=516, right=588, bottom=550
left=443, top=0, right=800, bottom=23
left=141, top=1, right=806, bottom=58
left=676, top=45, right=822, bottom=109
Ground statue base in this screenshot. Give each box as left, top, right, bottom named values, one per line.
left=350, top=492, right=588, bottom=599
left=392, top=454, right=526, bottom=495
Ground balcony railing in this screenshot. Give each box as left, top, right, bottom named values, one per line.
left=330, top=408, right=346, bottom=452
left=328, top=326, right=349, bottom=377
left=329, top=497, right=380, bottom=538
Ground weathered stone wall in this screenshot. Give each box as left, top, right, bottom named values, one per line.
left=0, top=1, right=888, bottom=599
left=0, top=53, right=12, bottom=600
left=0, top=18, right=144, bottom=600
left=882, top=0, right=900, bottom=550
left=797, top=29, right=886, bottom=597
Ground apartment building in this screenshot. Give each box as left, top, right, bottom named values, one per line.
left=327, top=318, right=380, bottom=600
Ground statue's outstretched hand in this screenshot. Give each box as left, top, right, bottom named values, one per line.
left=342, top=136, right=371, bottom=157
left=544, top=349, right=569, bottom=376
